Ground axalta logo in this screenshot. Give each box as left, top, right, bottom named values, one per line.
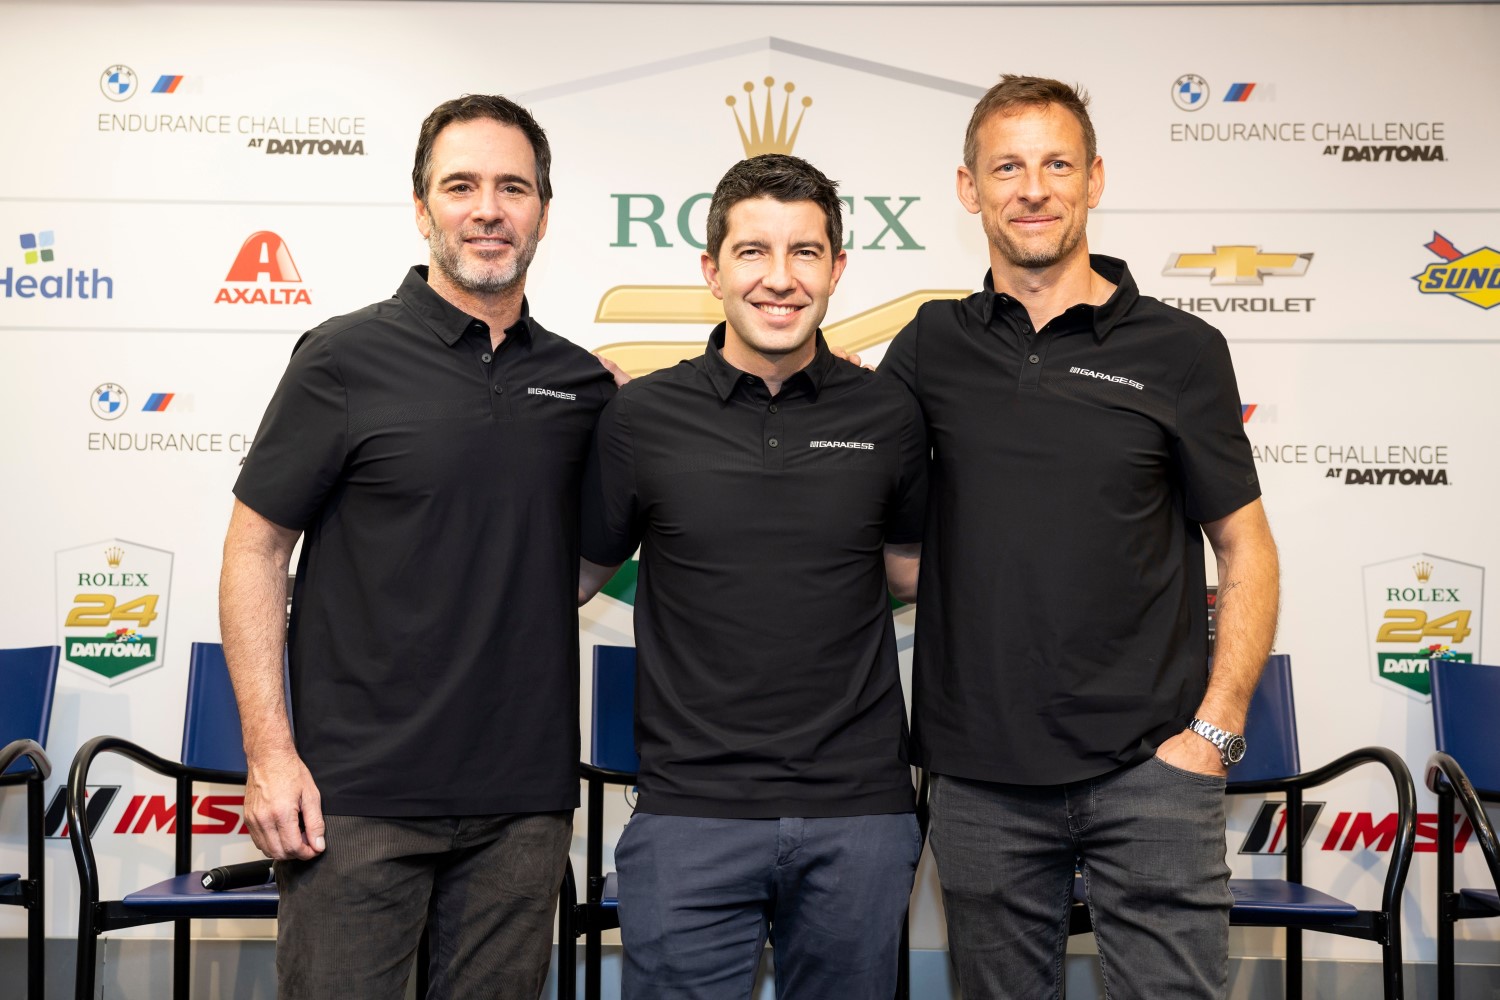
left=216, top=231, right=311, bottom=305
left=3, top=230, right=116, bottom=300
left=1068, top=367, right=1143, bottom=391
left=1159, top=245, right=1313, bottom=316
left=44, top=787, right=250, bottom=839
left=1239, top=800, right=1478, bottom=855
left=1413, top=232, right=1500, bottom=310
left=810, top=440, right=874, bottom=450
left=1364, top=554, right=1483, bottom=700
left=527, top=387, right=578, bottom=401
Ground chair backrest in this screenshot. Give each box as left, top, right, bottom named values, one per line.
left=591, top=645, right=639, bottom=773
left=1228, top=653, right=1301, bottom=786
left=1431, top=659, right=1500, bottom=797
left=0, top=646, right=59, bottom=777
left=181, top=642, right=249, bottom=774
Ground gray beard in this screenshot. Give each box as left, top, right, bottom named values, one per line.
left=428, top=223, right=540, bottom=295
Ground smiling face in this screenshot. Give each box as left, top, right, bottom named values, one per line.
left=957, top=102, right=1104, bottom=276
left=413, top=117, right=548, bottom=302
left=701, top=196, right=847, bottom=375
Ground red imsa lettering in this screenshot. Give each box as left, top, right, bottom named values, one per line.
left=112, top=794, right=250, bottom=835
left=215, top=286, right=312, bottom=305
left=1320, top=811, right=1474, bottom=852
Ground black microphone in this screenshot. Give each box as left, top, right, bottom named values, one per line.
left=201, top=859, right=276, bottom=891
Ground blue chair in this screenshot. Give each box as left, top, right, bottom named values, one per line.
left=1069, top=654, right=1416, bottom=1000
left=559, top=644, right=638, bottom=1000
left=68, top=642, right=276, bottom=1000
left=1426, top=659, right=1500, bottom=1000
left=1, top=645, right=60, bottom=1000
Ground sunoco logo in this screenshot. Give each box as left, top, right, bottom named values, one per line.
left=56, top=540, right=173, bottom=685
left=1363, top=554, right=1483, bottom=700
left=216, top=231, right=311, bottom=305
left=1413, top=232, right=1500, bottom=310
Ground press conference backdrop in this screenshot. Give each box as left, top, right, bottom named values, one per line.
left=1, top=0, right=1497, bottom=982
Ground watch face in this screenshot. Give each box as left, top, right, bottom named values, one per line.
left=1225, top=736, right=1248, bottom=764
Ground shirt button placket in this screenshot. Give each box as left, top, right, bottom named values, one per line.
left=765, top=399, right=784, bottom=471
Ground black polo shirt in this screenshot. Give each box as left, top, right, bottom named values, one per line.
left=581, top=327, right=926, bottom=819
left=881, top=256, right=1260, bottom=786
left=235, top=266, right=614, bottom=816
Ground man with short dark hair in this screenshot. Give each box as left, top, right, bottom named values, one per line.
left=881, top=75, right=1280, bottom=999
left=220, top=94, right=615, bottom=1000
left=579, top=153, right=926, bottom=1000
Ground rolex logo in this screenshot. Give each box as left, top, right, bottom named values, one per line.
left=1414, top=560, right=1433, bottom=582
left=104, top=546, right=124, bottom=568
left=726, top=77, right=812, bottom=157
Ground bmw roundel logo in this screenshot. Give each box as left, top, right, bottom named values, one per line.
left=91, top=383, right=129, bottom=420
left=1172, top=74, right=1209, bottom=112
left=100, top=65, right=137, bottom=102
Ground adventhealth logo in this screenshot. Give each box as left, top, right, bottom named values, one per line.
left=2, top=231, right=116, bottom=300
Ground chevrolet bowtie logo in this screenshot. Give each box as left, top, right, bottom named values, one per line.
left=1163, top=246, right=1313, bottom=285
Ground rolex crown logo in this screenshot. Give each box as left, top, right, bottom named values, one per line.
left=104, top=546, right=124, bottom=568
left=1413, top=560, right=1433, bottom=582
left=726, top=77, right=812, bottom=157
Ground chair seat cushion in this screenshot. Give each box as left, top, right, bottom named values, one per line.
left=0, top=873, right=18, bottom=888
left=122, top=873, right=278, bottom=917
left=1228, top=878, right=1360, bottom=925
left=601, top=871, right=618, bottom=910
left=1459, top=888, right=1500, bottom=916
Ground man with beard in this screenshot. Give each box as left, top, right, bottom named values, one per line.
left=880, top=76, right=1280, bottom=999
left=220, top=95, right=616, bottom=1000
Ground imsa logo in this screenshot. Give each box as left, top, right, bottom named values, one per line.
left=1239, top=800, right=1477, bottom=855
left=43, top=787, right=250, bottom=838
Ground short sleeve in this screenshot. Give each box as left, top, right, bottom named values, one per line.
left=1173, top=333, right=1261, bottom=524
left=879, top=313, right=919, bottom=395
left=885, top=385, right=928, bottom=544
left=580, top=392, right=641, bottom=566
left=233, top=332, right=348, bottom=531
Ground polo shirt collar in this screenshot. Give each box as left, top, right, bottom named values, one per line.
left=702, top=323, right=836, bottom=402
left=982, top=254, right=1140, bottom=342
left=398, top=265, right=533, bottom=348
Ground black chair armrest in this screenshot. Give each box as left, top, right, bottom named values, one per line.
left=1426, top=751, right=1500, bottom=892
left=579, top=763, right=638, bottom=786
left=0, top=740, right=51, bottom=783
left=1231, top=745, right=1416, bottom=925
left=67, top=735, right=191, bottom=904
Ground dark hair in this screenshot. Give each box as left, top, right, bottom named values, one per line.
left=412, top=94, right=552, bottom=203
left=963, top=75, right=1097, bottom=172
left=705, top=154, right=843, bottom=260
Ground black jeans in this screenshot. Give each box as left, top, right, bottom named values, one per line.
left=276, top=811, right=572, bottom=1000
left=929, top=759, right=1233, bottom=1000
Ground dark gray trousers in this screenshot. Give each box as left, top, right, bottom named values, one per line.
left=929, top=758, right=1233, bottom=1000
left=276, top=811, right=573, bottom=1000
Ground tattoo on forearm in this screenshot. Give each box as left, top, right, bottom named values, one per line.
left=1217, top=580, right=1241, bottom=612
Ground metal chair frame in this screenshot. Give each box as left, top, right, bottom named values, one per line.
left=1, top=738, right=51, bottom=1000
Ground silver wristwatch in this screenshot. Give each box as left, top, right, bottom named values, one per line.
left=1187, top=718, right=1247, bottom=767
